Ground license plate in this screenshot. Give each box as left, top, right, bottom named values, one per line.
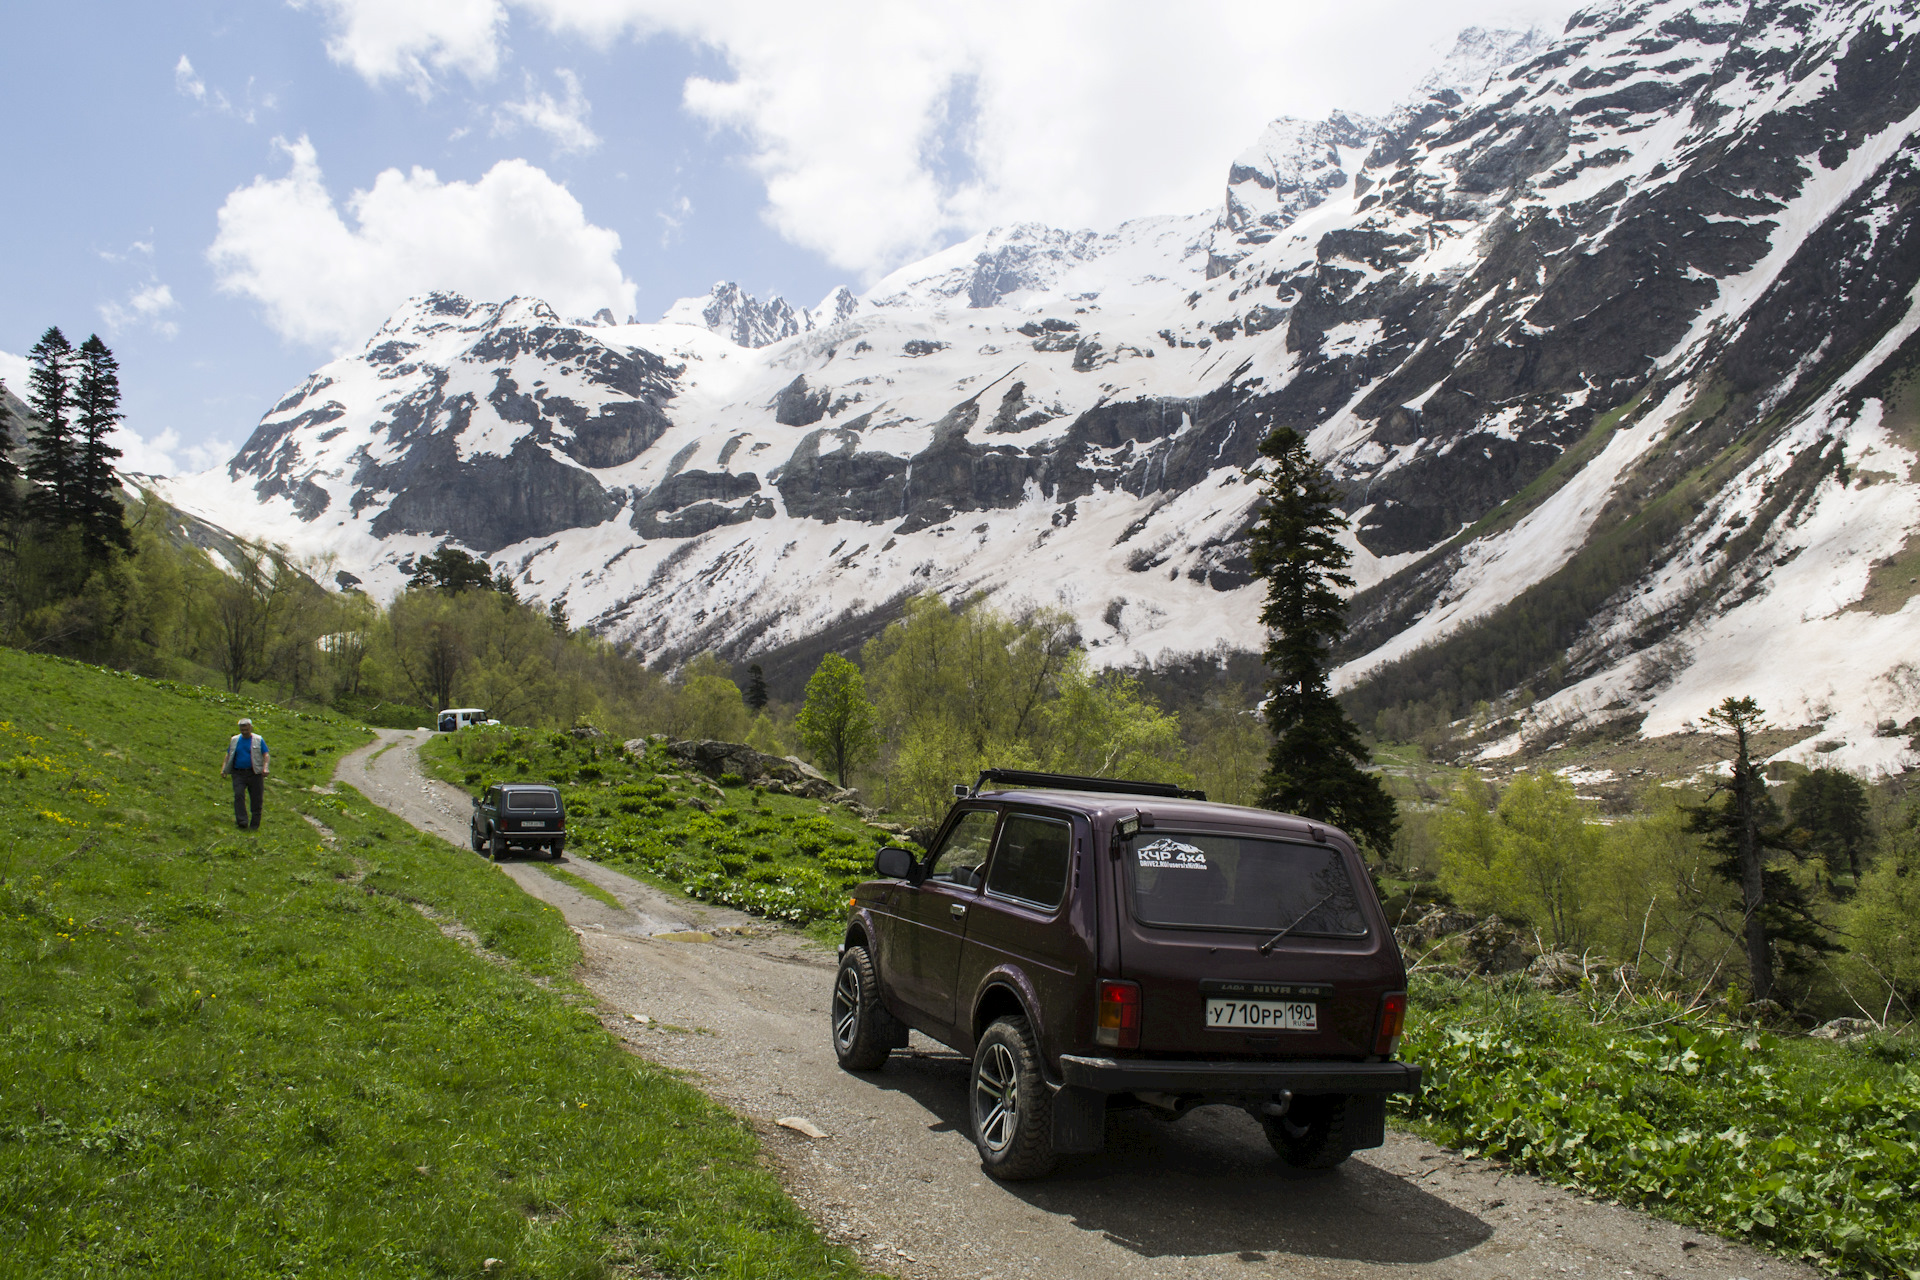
left=521, top=821, right=546, bottom=828
left=1206, top=998, right=1318, bottom=1031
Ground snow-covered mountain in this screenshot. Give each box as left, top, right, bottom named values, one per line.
left=160, top=1, right=1920, bottom=774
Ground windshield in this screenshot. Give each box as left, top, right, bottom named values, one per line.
left=1125, top=833, right=1368, bottom=937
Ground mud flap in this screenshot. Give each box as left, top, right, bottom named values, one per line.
left=1051, top=1085, right=1106, bottom=1154
left=1347, top=1093, right=1387, bottom=1150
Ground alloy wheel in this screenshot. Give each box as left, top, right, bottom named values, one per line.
left=974, top=1042, right=1020, bottom=1153
left=831, top=965, right=861, bottom=1051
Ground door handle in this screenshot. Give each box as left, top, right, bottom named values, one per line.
left=950, top=903, right=968, bottom=920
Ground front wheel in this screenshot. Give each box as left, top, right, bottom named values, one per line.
left=1261, top=1094, right=1356, bottom=1169
left=830, top=947, right=899, bottom=1071
left=970, top=1016, right=1056, bottom=1180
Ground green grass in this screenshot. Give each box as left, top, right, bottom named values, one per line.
left=534, top=862, right=624, bottom=911
left=423, top=728, right=895, bottom=932
left=0, top=649, right=869, bottom=1279
left=1397, top=976, right=1920, bottom=1279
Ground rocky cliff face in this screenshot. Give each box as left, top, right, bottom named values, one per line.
left=162, top=0, right=1920, bottom=774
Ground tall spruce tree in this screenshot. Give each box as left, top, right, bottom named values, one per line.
left=745, top=663, right=770, bottom=711
left=73, top=334, right=131, bottom=558
left=0, top=386, right=18, bottom=529
left=24, top=326, right=78, bottom=524
left=1248, top=426, right=1398, bottom=853
left=1688, top=697, right=1836, bottom=1003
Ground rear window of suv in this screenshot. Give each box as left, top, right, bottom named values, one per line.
left=506, top=791, right=559, bottom=811
left=1125, top=833, right=1367, bottom=937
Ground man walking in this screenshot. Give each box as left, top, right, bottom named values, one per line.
left=221, top=716, right=270, bottom=830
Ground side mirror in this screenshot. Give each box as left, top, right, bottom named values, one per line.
left=875, top=846, right=916, bottom=880
left=471, top=796, right=480, bottom=807
left=952, top=783, right=970, bottom=798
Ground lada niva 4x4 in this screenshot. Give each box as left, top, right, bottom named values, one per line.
left=832, top=769, right=1420, bottom=1179
left=470, top=783, right=567, bottom=860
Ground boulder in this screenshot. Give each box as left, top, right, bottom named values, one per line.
left=1396, top=905, right=1477, bottom=950
left=1463, top=916, right=1532, bottom=976
left=1528, top=951, right=1585, bottom=990
left=663, top=739, right=852, bottom=801
left=1809, top=1016, right=1876, bottom=1042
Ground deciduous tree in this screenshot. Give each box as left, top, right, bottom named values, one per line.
left=796, top=652, right=879, bottom=788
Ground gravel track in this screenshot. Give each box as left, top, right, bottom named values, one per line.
left=338, top=730, right=1815, bottom=1280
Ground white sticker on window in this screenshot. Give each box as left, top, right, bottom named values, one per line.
left=1137, top=838, right=1210, bottom=870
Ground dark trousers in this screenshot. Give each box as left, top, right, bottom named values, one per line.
left=231, top=772, right=264, bottom=828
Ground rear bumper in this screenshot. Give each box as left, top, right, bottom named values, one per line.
left=1057, top=1055, right=1422, bottom=1097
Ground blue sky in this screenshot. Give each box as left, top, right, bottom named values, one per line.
left=0, top=0, right=1580, bottom=475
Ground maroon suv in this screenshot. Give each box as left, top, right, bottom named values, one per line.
left=831, top=769, right=1420, bottom=1180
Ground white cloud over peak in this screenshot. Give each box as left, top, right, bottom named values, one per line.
left=293, top=0, right=507, bottom=96
left=528, top=0, right=1584, bottom=279
left=208, top=136, right=636, bottom=349
left=494, top=68, right=599, bottom=154
left=100, top=282, right=181, bottom=338
left=0, top=349, right=29, bottom=400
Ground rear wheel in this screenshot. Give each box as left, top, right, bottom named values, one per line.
left=548, top=837, right=565, bottom=861
left=488, top=828, right=506, bottom=862
left=970, top=1016, right=1056, bottom=1180
left=1261, top=1094, right=1356, bottom=1169
left=469, top=820, right=484, bottom=853
left=830, top=947, right=899, bottom=1071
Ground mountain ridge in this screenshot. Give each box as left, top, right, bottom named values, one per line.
left=156, top=0, right=1920, bottom=777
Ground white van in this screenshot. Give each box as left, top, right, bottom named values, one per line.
left=437, top=707, right=494, bottom=732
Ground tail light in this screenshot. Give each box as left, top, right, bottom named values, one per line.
left=1374, top=991, right=1407, bottom=1057
left=1096, top=979, right=1141, bottom=1049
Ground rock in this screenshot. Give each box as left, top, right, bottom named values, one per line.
left=1463, top=916, right=1532, bottom=976
left=569, top=725, right=606, bottom=739
left=1809, top=1016, right=1876, bottom=1042
left=776, top=1116, right=828, bottom=1139
left=1528, top=950, right=1585, bottom=990
left=1396, top=905, right=1477, bottom=949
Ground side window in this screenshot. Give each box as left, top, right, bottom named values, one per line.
left=986, top=814, right=1073, bottom=909
left=927, top=810, right=999, bottom=887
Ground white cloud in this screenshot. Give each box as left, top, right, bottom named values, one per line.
left=292, top=0, right=507, bottom=97
left=110, top=426, right=236, bottom=479
left=0, top=349, right=29, bottom=400
left=208, top=136, right=636, bottom=349
left=175, top=53, right=276, bottom=122
left=657, top=193, right=690, bottom=247
left=529, top=0, right=1583, bottom=279
left=175, top=54, right=207, bottom=102
left=99, top=283, right=181, bottom=338
left=494, top=68, right=599, bottom=154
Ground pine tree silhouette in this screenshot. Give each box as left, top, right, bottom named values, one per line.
left=1248, top=426, right=1398, bottom=854
left=746, top=663, right=770, bottom=711
left=73, top=335, right=131, bottom=559
left=24, top=327, right=78, bottom=524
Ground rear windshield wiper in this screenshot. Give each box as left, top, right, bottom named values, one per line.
left=1257, top=891, right=1335, bottom=955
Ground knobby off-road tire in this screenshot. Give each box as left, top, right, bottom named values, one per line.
left=1261, top=1093, right=1357, bottom=1169
left=970, top=1015, right=1057, bottom=1180
left=830, top=947, right=900, bottom=1071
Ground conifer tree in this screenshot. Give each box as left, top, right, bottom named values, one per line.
left=24, top=326, right=78, bottom=524
left=72, top=334, right=131, bottom=558
left=1248, top=426, right=1398, bottom=853
left=745, top=662, right=770, bottom=711
left=0, top=387, right=18, bottom=529
left=1688, top=697, right=1836, bottom=1003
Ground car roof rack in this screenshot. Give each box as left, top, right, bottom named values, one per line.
left=968, top=768, right=1206, bottom=802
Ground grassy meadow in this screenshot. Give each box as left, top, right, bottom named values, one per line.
left=0, top=649, right=867, bottom=1278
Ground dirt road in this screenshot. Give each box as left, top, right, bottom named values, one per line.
left=339, top=730, right=1813, bottom=1280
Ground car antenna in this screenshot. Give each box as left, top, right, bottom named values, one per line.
left=1256, top=891, right=1335, bottom=956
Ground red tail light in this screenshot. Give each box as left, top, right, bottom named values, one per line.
left=1096, top=979, right=1141, bottom=1049
left=1374, top=991, right=1407, bottom=1057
